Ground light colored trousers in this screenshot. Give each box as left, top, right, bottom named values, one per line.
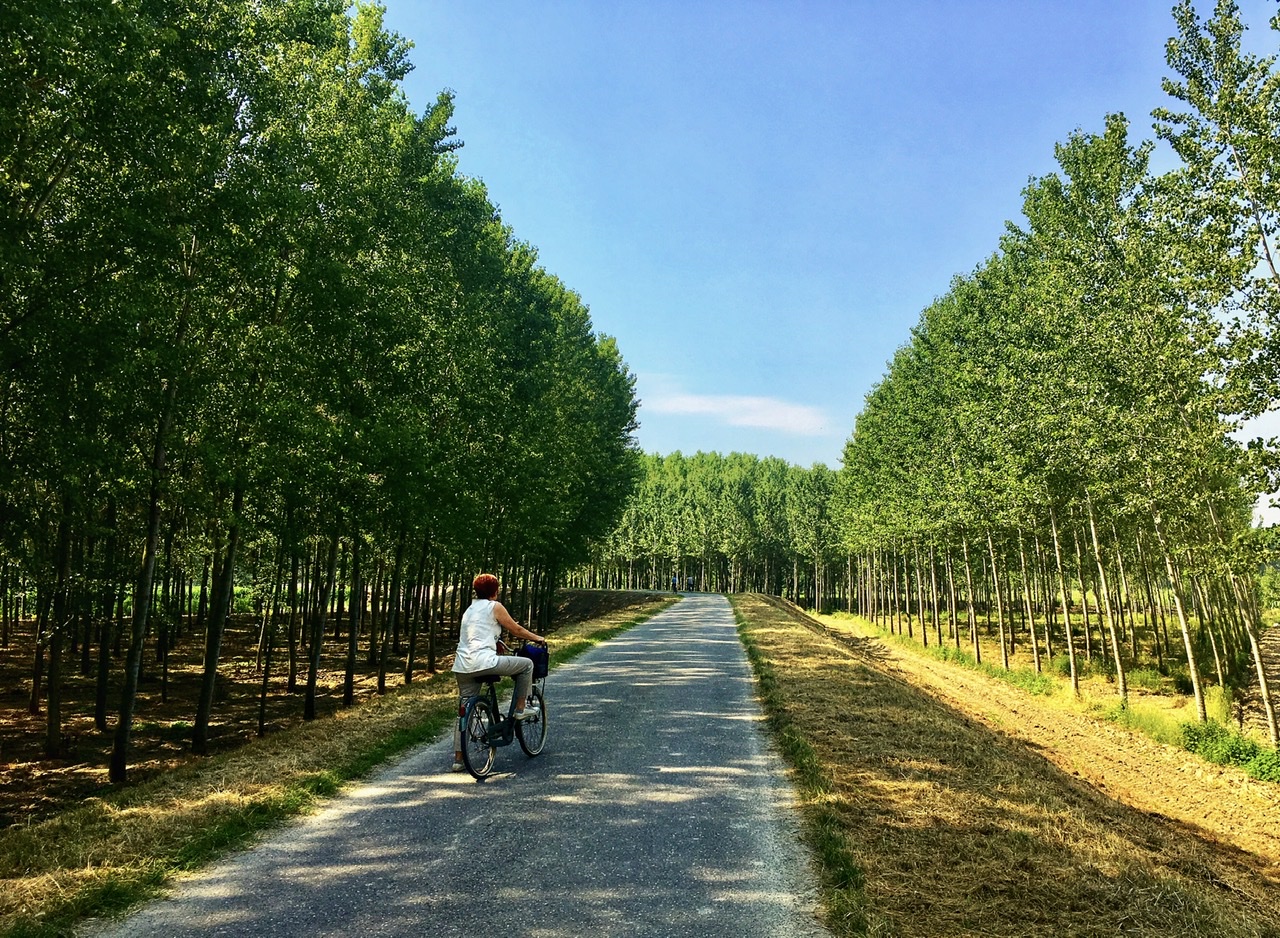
left=453, top=655, right=535, bottom=750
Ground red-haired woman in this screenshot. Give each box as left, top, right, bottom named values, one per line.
left=451, top=573, right=547, bottom=771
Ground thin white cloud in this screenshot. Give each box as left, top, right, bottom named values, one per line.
left=644, top=381, right=829, bottom=436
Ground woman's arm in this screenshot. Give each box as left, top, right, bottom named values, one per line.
left=493, top=602, right=546, bottom=643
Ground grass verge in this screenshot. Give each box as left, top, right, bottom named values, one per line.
left=730, top=593, right=1280, bottom=938
left=0, top=594, right=675, bottom=938
left=731, top=602, right=871, bottom=935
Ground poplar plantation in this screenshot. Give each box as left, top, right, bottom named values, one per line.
left=2, top=1, right=641, bottom=782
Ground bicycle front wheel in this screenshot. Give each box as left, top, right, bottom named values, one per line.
left=461, top=698, right=497, bottom=779
left=516, top=683, right=548, bottom=757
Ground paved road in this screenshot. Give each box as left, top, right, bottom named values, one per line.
left=84, top=593, right=829, bottom=938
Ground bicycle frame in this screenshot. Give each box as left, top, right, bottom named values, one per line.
left=459, top=671, right=548, bottom=781
left=472, top=680, right=516, bottom=747
left=460, top=675, right=544, bottom=747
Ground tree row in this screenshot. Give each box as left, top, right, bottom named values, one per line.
left=1, top=0, right=640, bottom=780
left=586, top=2, right=1280, bottom=746
left=840, top=1, right=1280, bottom=745
left=570, top=452, right=836, bottom=601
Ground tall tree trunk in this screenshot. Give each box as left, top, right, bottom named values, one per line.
left=1018, top=531, right=1040, bottom=673
left=94, top=499, right=119, bottom=731
left=1193, top=575, right=1227, bottom=688
left=109, top=357, right=181, bottom=784
left=945, top=549, right=959, bottom=648
left=300, top=543, right=316, bottom=657
left=193, top=481, right=244, bottom=755
left=913, top=542, right=927, bottom=647
left=367, top=560, right=384, bottom=667
left=158, top=523, right=175, bottom=703
left=1232, top=575, right=1278, bottom=747
left=344, top=534, right=362, bottom=707
left=1086, top=496, right=1126, bottom=705
left=334, top=545, right=347, bottom=641
left=44, top=507, right=73, bottom=757
left=1049, top=509, right=1079, bottom=695
left=404, top=535, right=429, bottom=685
left=286, top=550, right=301, bottom=691
left=896, top=545, right=906, bottom=632
left=961, top=536, right=980, bottom=663
left=899, top=550, right=911, bottom=638
left=1111, top=535, right=1138, bottom=663
left=378, top=531, right=406, bottom=694
left=869, top=549, right=879, bottom=624
left=1072, top=530, right=1095, bottom=661
left=985, top=531, right=1009, bottom=670
left=1136, top=534, right=1165, bottom=670
left=427, top=554, right=441, bottom=675
left=847, top=553, right=854, bottom=614
left=28, top=587, right=50, bottom=716
left=929, top=544, right=942, bottom=647
left=258, top=540, right=286, bottom=737
left=304, top=532, right=340, bottom=720
left=814, top=555, right=822, bottom=615
left=78, top=537, right=93, bottom=677
left=1035, top=535, right=1055, bottom=660
left=1151, top=511, right=1206, bottom=722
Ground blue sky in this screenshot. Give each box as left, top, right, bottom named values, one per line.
left=381, top=0, right=1278, bottom=475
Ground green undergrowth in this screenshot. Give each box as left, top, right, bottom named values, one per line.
left=1097, top=701, right=1188, bottom=747
left=730, top=601, right=870, bottom=935
left=1080, top=682, right=1280, bottom=786
left=1180, top=720, right=1280, bottom=782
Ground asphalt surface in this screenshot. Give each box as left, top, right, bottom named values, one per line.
left=83, top=593, right=830, bottom=938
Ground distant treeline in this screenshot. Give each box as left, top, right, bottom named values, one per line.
left=572, top=452, right=834, bottom=598
left=586, top=2, right=1280, bottom=747
left=2, top=1, right=639, bottom=779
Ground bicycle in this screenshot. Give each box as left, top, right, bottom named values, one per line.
left=458, top=647, right=548, bottom=781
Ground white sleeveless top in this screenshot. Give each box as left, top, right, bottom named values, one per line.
left=452, top=599, right=501, bottom=673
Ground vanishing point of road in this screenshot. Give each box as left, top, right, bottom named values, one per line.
left=84, top=593, right=830, bottom=938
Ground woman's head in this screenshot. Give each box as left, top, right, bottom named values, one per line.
left=472, top=573, right=499, bottom=599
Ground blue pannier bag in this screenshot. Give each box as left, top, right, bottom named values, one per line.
left=519, top=642, right=549, bottom=678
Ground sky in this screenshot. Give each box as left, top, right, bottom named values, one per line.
left=378, top=1, right=1280, bottom=484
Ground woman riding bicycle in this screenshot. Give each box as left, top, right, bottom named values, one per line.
left=452, top=573, right=547, bottom=771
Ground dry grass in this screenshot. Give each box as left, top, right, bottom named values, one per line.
left=731, top=593, right=1280, bottom=938
left=0, top=592, right=675, bottom=938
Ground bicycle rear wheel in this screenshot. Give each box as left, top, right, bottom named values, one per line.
left=461, top=698, right=497, bottom=779
left=516, top=683, right=548, bottom=757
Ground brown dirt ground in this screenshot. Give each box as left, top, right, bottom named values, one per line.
left=0, top=588, right=660, bottom=831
